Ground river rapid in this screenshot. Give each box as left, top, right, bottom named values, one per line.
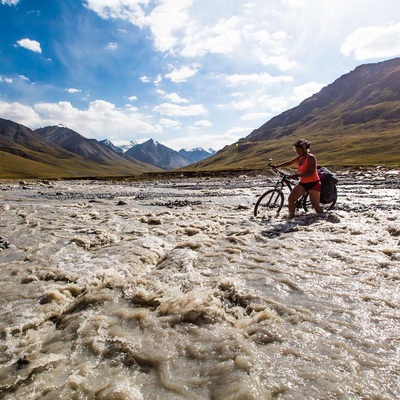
left=0, top=168, right=399, bottom=400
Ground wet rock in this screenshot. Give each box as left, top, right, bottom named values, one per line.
left=140, top=215, right=163, bottom=225
left=151, top=200, right=201, bottom=208
left=0, top=236, right=10, bottom=250
left=326, top=213, right=341, bottom=223
left=16, top=356, right=30, bottom=369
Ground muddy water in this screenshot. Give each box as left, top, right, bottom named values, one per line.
left=0, top=169, right=399, bottom=399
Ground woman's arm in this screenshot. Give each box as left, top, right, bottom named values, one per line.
left=274, top=156, right=299, bottom=168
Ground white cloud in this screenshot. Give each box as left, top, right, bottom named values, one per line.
left=194, top=119, right=212, bottom=127
left=165, top=65, right=199, bottom=83
left=83, top=1, right=246, bottom=59
left=0, top=101, right=42, bottom=126
left=341, top=23, right=400, bottom=60
left=84, top=0, right=243, bottom=58
left=84, top=0, right=148, bottom=28
left=1, top=0, right=20, bottom=5
left=159, top=118, right=181, bottom=128
left=249, top=29, right=294, bottom=70
left=180, top=16, right=242, bottom=57
left=231, top=99, right=253, bottom=111
left=105, top=42, right=118, bottom=51
left=19, top=75, right=30, bottom=81
left=258, top=55, right=297, bottom=71
left=17, top=38, right=42, bottom=53
left=154, top=74, right=162, bottom=85
left=0, top=76, right=13, bottom=83
left=240, top=112, right=270, bottom=121
left=292, top=82, right=326, bottom=103
left=165, top=127, right=243, bottom=151
left=159, top=91, right=189, bottom=103
left=127, top=95, right=138, bottom=101
left=66, top=88, right=81, bottom=93
left=0, top=99, right=161, bottom=140
left=226, top=72, right=293, bottom=86
left=282, top=0, right=307, bottom=8
left=140, top=76, right=150, bottom=83
left=145, top=0, right=192, bottom=52
left=154, top=102, right=207, bottom=117
left=124, top=104, right=138, bottom=111
left=258, top=95, right=290, bottom=113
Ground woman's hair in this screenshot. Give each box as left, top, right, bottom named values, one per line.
left=294, top=139, right=311, bottom=149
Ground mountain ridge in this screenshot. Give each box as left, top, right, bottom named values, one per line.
left=189, top=57, right=400, bottom=170
left=124, top=139, right=188, bottom=171
left=101, top=138, right=216, bottom=170
left=0, top=119, right=217, bottom=178
left=0, top=119, right=161, bottom=178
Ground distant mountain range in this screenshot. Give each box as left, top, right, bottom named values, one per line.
left=0, top=120, right=216, bottom=178
left=106, top=138, right=216, bottom=171
left=36, top=126, right=215, bottom=171
left=191, top=57, right=400, bottom=170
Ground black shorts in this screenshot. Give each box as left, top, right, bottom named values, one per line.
left=299, top=180, right=321, bottom=192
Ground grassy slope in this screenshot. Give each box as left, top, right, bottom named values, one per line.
left=189, top=128, right=400, bottom=171
left=0, top=149, right=161, bottom=179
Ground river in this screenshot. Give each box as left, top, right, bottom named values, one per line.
left=0, top=168, right=399, bottom=399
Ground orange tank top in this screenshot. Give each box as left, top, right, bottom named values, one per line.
left=297, top=154, right=320, bottom=183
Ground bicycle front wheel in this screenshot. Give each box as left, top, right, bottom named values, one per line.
left=254, top=189, right=284, bottom=217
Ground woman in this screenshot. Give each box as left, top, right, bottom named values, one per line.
left=273, top=139, right=322, bottom=218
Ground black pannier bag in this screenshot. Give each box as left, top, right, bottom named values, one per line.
left=317, top=166, right=338, bottom=204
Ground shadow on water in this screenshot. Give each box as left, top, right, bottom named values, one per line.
left=260, top=212, right=340, bottom=238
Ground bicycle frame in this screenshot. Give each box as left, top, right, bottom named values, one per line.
left=270, top=166, right=295, bottom=193
left=253, top=161, right=308, bottom=217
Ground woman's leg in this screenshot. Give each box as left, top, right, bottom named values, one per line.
left=308, top=189, right=323, bottom=213
left=288, top=184, right=306, bottom=218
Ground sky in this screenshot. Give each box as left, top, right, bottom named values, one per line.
left=1, top=0, right=400, bottom=151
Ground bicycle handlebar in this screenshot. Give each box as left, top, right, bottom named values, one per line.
left=268, top=161, right=292, bottom=179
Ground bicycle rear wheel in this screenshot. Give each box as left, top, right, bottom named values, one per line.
left=254, top=189, right=284, bottom=217
left=302, top=186, right=337, bottom=212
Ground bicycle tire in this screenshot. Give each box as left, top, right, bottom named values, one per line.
left=254, top=189, right=284, bottom=217
left=302, top=185, right=337, bottom=212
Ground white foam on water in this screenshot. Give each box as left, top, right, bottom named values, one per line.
left=0, top=172, right=399, bottom=399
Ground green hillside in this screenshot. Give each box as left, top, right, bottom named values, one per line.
left=192, top=130, right=400, bottom=171
left=186, top=58, right=400, bottom=171
left=0, top=118, right=161, bottom=179
left=0, top=149, right=158, bottom=179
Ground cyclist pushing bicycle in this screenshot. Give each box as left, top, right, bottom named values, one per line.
left=271, top=139, right=322, bottom=218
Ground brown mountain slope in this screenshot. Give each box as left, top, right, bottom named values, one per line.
left=0, top=119, right=160, bottom=179
left=35, top=125, right=162, bottom=171
left=189, top=58, right=400, bottom=170
left=125, top=139, right=188, bottom=170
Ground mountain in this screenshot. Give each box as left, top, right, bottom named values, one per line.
left=36, top=126, right=126, bottom=164
left=102, top=138, right=216, bottom=169
left=99, top=139, right=124, bottom=154
left=0, top=119, right=161, bottom=179
left=190, top=58, right=400, bottom=170
left=35, top=125, right=162, bottom=175
left=125, top=139, right=188, bottom=170
left=100, top=139, right=142, bottom=153
left=178, top=148, right=217, bottom=164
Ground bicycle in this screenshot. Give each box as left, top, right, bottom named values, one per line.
left=253, top=159, right=337, bottom=218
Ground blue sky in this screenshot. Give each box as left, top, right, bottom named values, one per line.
left=1, top=0, right=400, bottom=151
